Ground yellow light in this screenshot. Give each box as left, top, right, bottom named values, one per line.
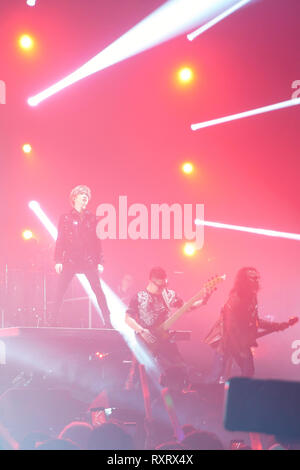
left=22, top=229, right=33, bottom=240
left=22, top=143, right=32, bottom=154
left=178, top=67, right=194, bottom=83
left=19, top=34, right=34, bottom=50
left=182, top=162, right=194, bottom=174
left=183, top=242, right=197, bottom=257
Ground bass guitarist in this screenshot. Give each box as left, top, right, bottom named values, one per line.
left=125, top=266, right=204, bottom=391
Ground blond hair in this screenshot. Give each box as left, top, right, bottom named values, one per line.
left=69, top=185, right=91, bottom=206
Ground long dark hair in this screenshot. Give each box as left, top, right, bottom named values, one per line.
left=231, top=266, right=260, bottom=298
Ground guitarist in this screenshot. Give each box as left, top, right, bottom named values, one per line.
left=125, top=266, right=202, bottom=391
left=204, top=267, right=289, bottom=382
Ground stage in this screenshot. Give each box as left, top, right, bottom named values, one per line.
left=0, top=325, right=235, bottom=445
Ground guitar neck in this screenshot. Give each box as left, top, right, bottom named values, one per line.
left=256, top=328, right=276, bottom=339
left=256, top=319, right=297, bottom=339
left=159, top=290, right=205, bottom=331
left=157, top=274, right=226, bottom=333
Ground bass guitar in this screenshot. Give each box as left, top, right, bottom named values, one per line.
left=139, top=274, right=226, bottom=352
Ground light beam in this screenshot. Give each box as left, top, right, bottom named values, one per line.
left=191, top=98, right=300, bottom=131
left=195, top=218, right=300, bottom=241
left=28, top=0, right=250, bottom=106
left=187, top=0, right=251, bottom=41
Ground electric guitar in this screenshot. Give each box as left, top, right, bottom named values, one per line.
left=244, top=316, right=299, bottom=349
left=219, top=316, right=299, bottom=379
left=255, top=316, right=299, bottom=341
left=139, top=274, right=226, bottom=351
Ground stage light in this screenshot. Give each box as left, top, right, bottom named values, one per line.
left=191, top=97, right=300, bottom=131
left=28, top=200, right=40, bottom=211
left=194, top=219, right=300, bottom=241
left=183, top=242, right=197, bottom=256
left=22, top=143, right=32, bottom=154
left=27, top=0, right=37, bottom=6
left=182, top=162, right=194, bottom=174
left=19, top=34, right=34, bottom=50
left=178, top=67, right=194, bottom=84
left=22, top=229, right=33, bottom=240
left=95, top=352, right=109, bottom=359
left=187, top=0, right=251, bottom=41
left=27, top=0, right=249, bottom=106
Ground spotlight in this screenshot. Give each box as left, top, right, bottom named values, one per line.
left=183, top=242, right=197, bottom=256
left=182, top=162, right=194, bottom=174
left=19, top=34, right=34, bottom=50
left=26, top=0, right=37, bottom=6
left=22, top=143, right=32, bottom=154
left=95, top=352, right=109, bottom=359
left=178, top=67, right=194, bottom=84
left=22, top=229, right=33, bottom=240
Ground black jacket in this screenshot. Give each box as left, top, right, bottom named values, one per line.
left=204, top=291, right=280, bottom=353
left=54, top=209, right=104, bottom=268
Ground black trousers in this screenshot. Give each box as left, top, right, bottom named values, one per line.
left=209, top=348, right=255, bottom=383
left=125, top=336, right=187, bottom=391
left=52, top=265, right=111, bottom=327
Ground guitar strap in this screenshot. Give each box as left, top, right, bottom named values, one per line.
left=161, top=288, right=173, bottom=316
